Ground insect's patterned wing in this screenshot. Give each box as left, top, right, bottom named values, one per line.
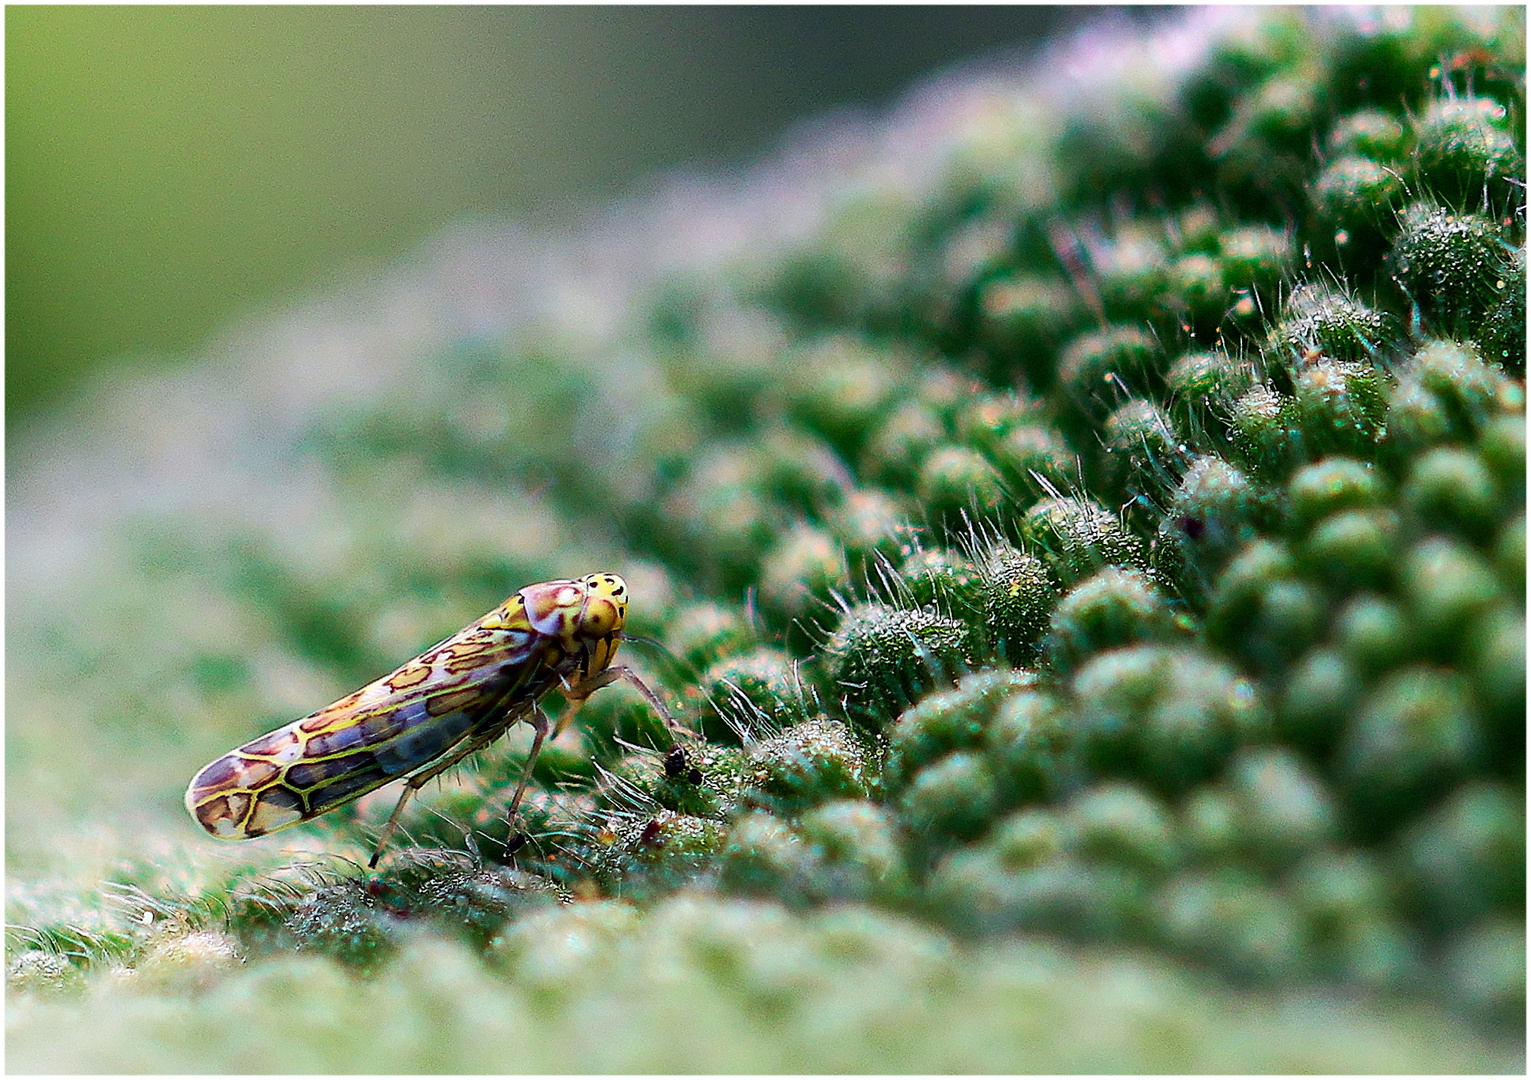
left=186, top=593, right=561, bottom=840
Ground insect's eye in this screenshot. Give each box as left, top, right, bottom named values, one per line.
left=579, top=596, right=624, bottom=637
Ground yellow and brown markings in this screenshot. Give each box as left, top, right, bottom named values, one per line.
left=186, top=573, right=644, bottom=847
left=196, top=792, right=251, bottom=838
left=247, top=788, right=304, bottom=836
left=439, top=633, right=527, bottom=675
left=385, top=660, right=434, bottom=692
left=237, top=726, right=305, bottom=760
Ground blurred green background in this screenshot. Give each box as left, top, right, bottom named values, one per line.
left=6, top=5, right=1158, bottom=440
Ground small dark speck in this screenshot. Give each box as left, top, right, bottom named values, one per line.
left=1179, top=515, right=1205, bottom=539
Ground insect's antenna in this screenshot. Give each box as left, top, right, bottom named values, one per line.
left=618, top=631, right=674, bottom=657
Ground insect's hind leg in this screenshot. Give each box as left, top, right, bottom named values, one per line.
left=504, top=706, right=551, bottom=819
left=500, top=706, right=554, bottom=854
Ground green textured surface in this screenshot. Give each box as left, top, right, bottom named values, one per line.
left=8, top=7, right=1524, bottom=1072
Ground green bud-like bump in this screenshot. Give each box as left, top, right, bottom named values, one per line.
left=798, top=799, right=912, bottom=905
left=899, top=749, right=1004, bottom=843
left=1167, top=252, right=1226, bottom=326
left=755, top=428, right=853, bottom=514
left=1338, top=666, right=1483, bottom=841
left=1402, top=446, right=1499, bottom=543
left=1178, top=786, right=1241, bottom=866
left=1288, top=848, right=1392, bottom=942
left=1278, top=647, right=1363, bottom=756
left=984, top=686, right=1077, bottom=807
left=1313, top=156, right=1405, bottom=231
left=1412, top=95, right=1521, bottom=202
left=1326, top=108, right=1406, bottom=161
left=1298, top=508, right=1400, bottom=594
left=1334, top=593, right=1413, bottom=677
left=957, top=393, right=1036, bottom=451
left=1063, top=781, right=1180, bottom=874
left=916, top=444, right=1009, bottom=528
left=860, top=399, right=946, bottom=487
left=1390, top=204, right=1510, bottom=338
left=885, top=668, right=1038, bottom=793
left=977, top=275, right=1083, bottom=385
left=1285, top=457, right=1386, bottom=535
left=666, top=601, right=756, bottom=671
left=1226, top=747, right=1337, bottom=868
left=827, top=603, right=976, bottom=728
left=1020, top=496, right=1149, bottom=586
left=717, top=810, right=815, bottom=904
left=1441, top=918, right=1526, bottom=1022
left=1462, top=604, right=1526, bottom=747
left=980, top=544, right=1059, bottom=664
left=1401, top=537, right=1504, bottom=656
left=898, top=547, right=987, bottom=622
left=758, top=523, right=847, bottom=621
left=984, top=423, right=1082, bottom=504
left=1043, top=566, right=1185, bottom=675
left=607, top=742, right=749, bottom=820
left=1477, top=414, right=1526, bottom=508
left=1059, top=326, right=1165, bottom=416
left=778, top=337, right=903, bottom=457
left=694, top=647, right=809, bottom=737
left=1492, top=512, right=1525, bottom=599
left=1158, top=454, right=1273, bottom=597
left=1091, top=225, right=1169, bottom=316
left=1165, top=351, right=1252, bottom=447
left=1100, top=399, right=1186, bottom=502
left=1410, top=340, right=1516, bottom=439
left=1478, top=245, right=1525, bottom=373
left=827, top=488, right=910, bottom=562
left=1208, top=538, right=1326, bottom=673
left=663, top=443, right=779, bottom=577
left=1070, top=644, right=1267, bottom=794
left=1396, top=781, right=1525, bottom=935
left=1219, top=224, right=1293, bottom=299
left=1293, top=358, right=1388, bottom=459
left=616, top=810, right=726, bottom=893
left=284, top=881, right=395, bottom=972
left=1229, top=383, right=1302, bottom=480
left=1152, top=868, right=1308, bottom=983
left=746, top=716, right=873, bottom=815
left=1267, top=284, right=1394, bottom=368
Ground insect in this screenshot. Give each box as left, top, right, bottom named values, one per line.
left=186, top=573, right=690, bottom=867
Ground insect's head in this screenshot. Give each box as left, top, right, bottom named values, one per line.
left=576, top=572, right=628, bottom=639
left=520, top=573, right=629, bottom=659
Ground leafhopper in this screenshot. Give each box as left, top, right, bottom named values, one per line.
left=186, top=573, right=687, bottom=867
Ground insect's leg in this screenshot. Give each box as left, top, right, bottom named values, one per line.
left=566, top=661, right=698, bottom=744
left=504, top=706, right=551, bottom=820
left=368, top=728, right=503, bottom=869
left=370, top=788, right=418, bottom=870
